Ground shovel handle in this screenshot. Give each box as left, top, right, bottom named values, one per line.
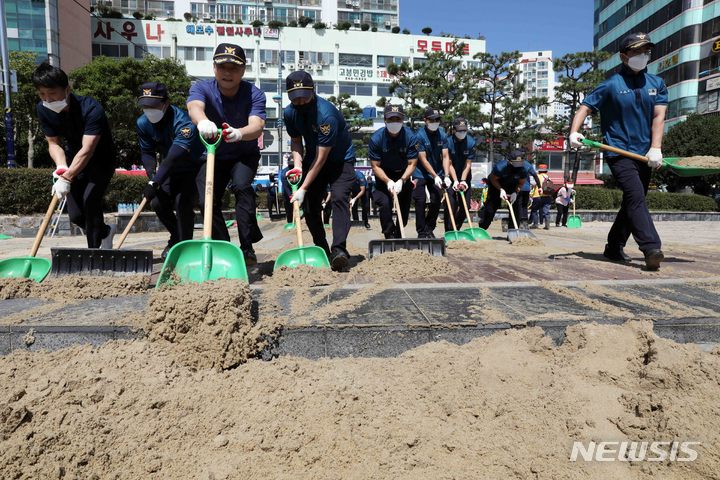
left=459, top=189, right=472, bottom=225
left=30, top=195, right=60, bottom=257
left=203, top=150, right=216, bottom=239
left=581, top=138, right=648, bottom=163
left=443, top=189, right=459, bottom=232
left=392, top=191, right=405, bottom=239
left=115, top=197, right=147, bottom=249
left=506, top=197, right=519, bottom=230
left=289, top=180, right=304, bottom=248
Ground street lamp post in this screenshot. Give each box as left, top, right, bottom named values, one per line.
left=273, top=47, right=284, bottom=170
left=0, top=0, right=17, bottom=167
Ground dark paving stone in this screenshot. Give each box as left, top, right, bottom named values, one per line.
left=406, top=288, right=478, bottom=324
left=0, top=332, right=10, bottom=355
left=0, top=298, right=52, bottom=318
left=8, top=326, right=136, bottom=353
left=429, top=326, right=500, bottom=345
left=326, top=288, right=426, bottom=325
left=274, top=328, right=327, bottom=359
left=484, top=286, right=594, bottom=320
left=574, top=285, right=671, bottom=318
left=22, top=295, right=149, bottom=326
left=325, top=328, right=432, bottom=358
left=647, top=284, right=720, bottom=313
left=654, top=317, right=720, bottom=345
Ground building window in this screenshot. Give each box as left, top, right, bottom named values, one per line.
left=260, top=81, right=278, bottom=93
left=96, top=44, right=129, bottom=58
left=260, top=49, right=279, bottom=64
left=338, top=82, right=373, bottom=96
left=282, top=50, right=296, bottom=64
left=377, top=55, right=408, bottom=67
left=316, top=82, right=335, bottom=95
left=339, top=53, right=372, bottom=67
left=298, top=51, right=334, bottom=65
left=376, top=83, right=392, bottom=96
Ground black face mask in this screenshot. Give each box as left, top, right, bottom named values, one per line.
left=294, top=96, right=316, bottom=112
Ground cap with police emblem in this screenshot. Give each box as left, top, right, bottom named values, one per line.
left=213, top=43, right=246, bottom=65
left=423, top=107, right=441, bottom=120
left=452, top=116, right=468, bottom=132
left=619, top=32, right=654, bottom=53
left=286, top=71, right=315, bottom=101
left=137, top=82, right=168, bottom=108
left=383, top=104, right=404, bottom=120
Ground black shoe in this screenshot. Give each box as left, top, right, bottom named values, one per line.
left=364, top=223, right=371, bottom=230
left=529, top=223, right=539, bottom=229
left=603, top=245, right=632, bottom=263
left=243, top=248, right=257, bottom=266
left=644, top=249, right=664, bottom=271
left=330, top=249, right=349, bottom=272
left=161, top=244, right=171, bottom=261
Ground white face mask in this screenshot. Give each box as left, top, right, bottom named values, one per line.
left=144, top=108, right=165, bottom=124
left=426, top=122, right=440, bottom=132
left=627, top=53, right=650, bottom=72
left=385, top=122, right=403, bottom=135
left=566, top=184, right=574, bottom=190
left=510, top=160, right=524, bottom=167
left=42, top=98, right=68, bottom=113
left=454, top=131, right=467, bottom=140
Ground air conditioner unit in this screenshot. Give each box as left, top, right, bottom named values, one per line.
left=288, top=64, right=296, bottom=70
left=353, top=19, right=361, bottom=25
left=353, top=0, right=360, bottom=7
left=385, top=21, right=391, bottom=27
left=259, top=62, right=267, bottom=69
left=345, top=0, right=352, bottom=5
left=298, top=64, right=305, bottom=70
left=314, top=64, right=323, bottom=71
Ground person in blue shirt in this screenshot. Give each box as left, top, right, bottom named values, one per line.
left=283, top=71, right=356, bottom=271
left=413, top=107, right=451, bottom=238
left=33, top=62, right=117, bottom=249
left=136, top=82, right=204, bottom=260
left=479, top=150, right=533, bottom=230
left=350, top=169, right=370, bottom=229
left=267, top=173, right=279, bottom=218
left=517, top=155, right=542, bottom=230
left=445, top=117, right=476, bottom=229
left=570, top=32, right=667, bottom=271
left=278, top=158, right=294, bottom=224
left=369, top=104, right=419, bottom=239
left=187, top=43, right=266, bottom=265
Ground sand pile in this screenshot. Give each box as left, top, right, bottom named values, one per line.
left=145, top=279, right=279, bottom=371
left=266, top=265, right=341, bottom=288
left=350, top=249, right=460, bottom=282
left=510, top=236, right=543, bottom=247
left=0, top=275, right=150, bottom=301
left=675, top=155, right=720, bottom=168
left=1, top=321, right=719, bottom=479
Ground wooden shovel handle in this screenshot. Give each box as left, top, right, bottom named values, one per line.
left=443, top=189, right=459, bottom=232
left=203, top=151, right=215, bottom=239
left=115, top=197, right=147, bottom=249
left=459, top=189, right=472, bottom=224
left=392, top=191, right=405, bottom=239
left=30, top=195, right=60, bottom=257
left=293, top=200, right=303, bottom=247
left=582, top=139, right=648, bottom=163
left=506, top=197, right=519, bottom=230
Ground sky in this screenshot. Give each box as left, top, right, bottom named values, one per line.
left=400, top=0, right=595, bottom=58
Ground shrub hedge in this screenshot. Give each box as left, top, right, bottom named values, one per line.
left=0, top=168, right=717, bottom=214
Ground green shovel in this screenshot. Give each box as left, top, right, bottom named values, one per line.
left=0, top=234, right=11, bottom=240
left=459, top=189, right=491, bottom=240
left=274, top=175, right=330, bottom=270
left=442, top=189, right=476, bottom=242
left=0, top=195, right=58, bottom=282
left=156, top=132, right=248, bottom=286
left=567, top=193, right=582, bottom=229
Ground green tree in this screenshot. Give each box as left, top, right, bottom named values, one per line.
left=661, top=114, right=720, bottom=194
left=69, top=56, right=191, bottom=167
left=422, top=27, right=432, bottom=35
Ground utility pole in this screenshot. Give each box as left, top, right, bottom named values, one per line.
left=274, top=44, right=284, bottom=170
left=0, top=0, right=17, bottom=167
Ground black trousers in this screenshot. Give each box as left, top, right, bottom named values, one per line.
left=607, top=156, right=661, bottom=252
left=304, top=161, right=356, bottom=254
left=267, top=192, right=278, bottom=217
left=412, top=178, right=442, bottom=236
left=351, top=188, right=370, bottom=224
left=152, top=169, right=198, bottom=246
left=66, top=166, right=114, bottom=248
left=283, top=191, right=293, bottom=223
left=373, top=179, right=412, bottom=239
left=516, top=191, right=530, bottom=223
left=196, top=157, right=262, bottom=251
left=556, top=203, right=569, bottom=226
left=480, top=184, right=525, bottom=229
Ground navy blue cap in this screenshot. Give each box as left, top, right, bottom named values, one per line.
left=286, top=71, right=315, bottom=101
left=138, top=82, right=168, bottom=108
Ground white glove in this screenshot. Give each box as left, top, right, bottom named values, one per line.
left=221, top=122, right=243, bottom=143
left=500, top=188, right=509, bottom=201
left=51, top=177, right=71, bottom=200
left=198, top=119, right=219, bottom=140
left=321, top=201, right=326, bottom=209
left=451, top=180, right=459, bottom=191
left=291, top=188, right=305, bottom=204
left=392, top=180, right=403, bottom=194
left=350, top=198, right=356, bottom=208
left=509, top=192, right=517, bottom=204
left=434, top=176, right=443, bottom=189
left=569, top=132, right=585, bottom=149
left=458, top=181, right=468, bottom=192
left=646, top=147, right=663, bottom=169
left=443, top=176, right=452, bottom=189
left=386, top=179, right=396, bottom=193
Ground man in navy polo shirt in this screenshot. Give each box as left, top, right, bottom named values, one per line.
left=283, top=71, right=356, bottom=271
left=187, top=42, right=266, bottom=265
left=446, top=116, right=475, bottom=229
left=33, top=62, right=117, bottom=249
left=369, top=104, right=418, bottom=239
left=413, top=107, right=451, bottom=238
left=570, top=32, right=667, bottom=270
left=350, top=169, right=370, bottom=229
left=478, top=150, right=533, bottom=230
left=136, top=82, right=204, bottom=259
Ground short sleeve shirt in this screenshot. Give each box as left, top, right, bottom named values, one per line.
left=36, top=93, right=116, bottom=170
left=187, top=79, right=266, bottom=161
left=520, top=160, right=537, bottom=192
left=353, top=170, right=368, bottom=188
left=582, top=66, right=668, bottom=157
left=413, top=126, right=449, bottom=180
left=368, top=125, right=418, bottom=173
left=447, top=134, right=476, bottom=177
left=491, top=159, right=531, bottom=191
left=136, top=105, right=205, bottom=168
left=283, top=96, right=355, bottom=170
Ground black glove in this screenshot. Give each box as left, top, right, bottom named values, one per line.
left=143, top=181, right=159, bottom=200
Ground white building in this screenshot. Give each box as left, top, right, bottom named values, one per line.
left=516, top=50, right=555, bottom=124
left=91, top=18, right=486, bottom=168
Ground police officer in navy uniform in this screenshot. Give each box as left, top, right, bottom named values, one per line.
left=279, top=159, right=294, bottom=224
left=445, top=116, right=475, bottom=229
left=32, top=62, right=117, bottom=249
left=413, top=107, right=451, bottom=238
left=369, top=104, right=418, bottom=239
left=187, top=42, right=266, bottom=265
left=136, top=82, right=204, bottom=259
left=570, top=32, right=667, bottom=270
left=283, top=71, right=357, bottom=271
left=479, top=150, right=533, bottom=230
left=350, top=169, right=371, bottom=229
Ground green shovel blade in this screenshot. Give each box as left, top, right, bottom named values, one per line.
left=567, top=216, right=582, bottom=229
left=283, top=223, right=295, bottom=231
left=462, top=227, right=492, bottom=240
left=0, top=234, right=12, bottom=240
left=444, top=230, right=477, bottom=242
left=0, top=257, right=52, bottom=282
left=156, top=238, right=248, bottom=287
left=273, top=245, right=330, bottom=270
left=225, top=220, right=236, bottom=228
